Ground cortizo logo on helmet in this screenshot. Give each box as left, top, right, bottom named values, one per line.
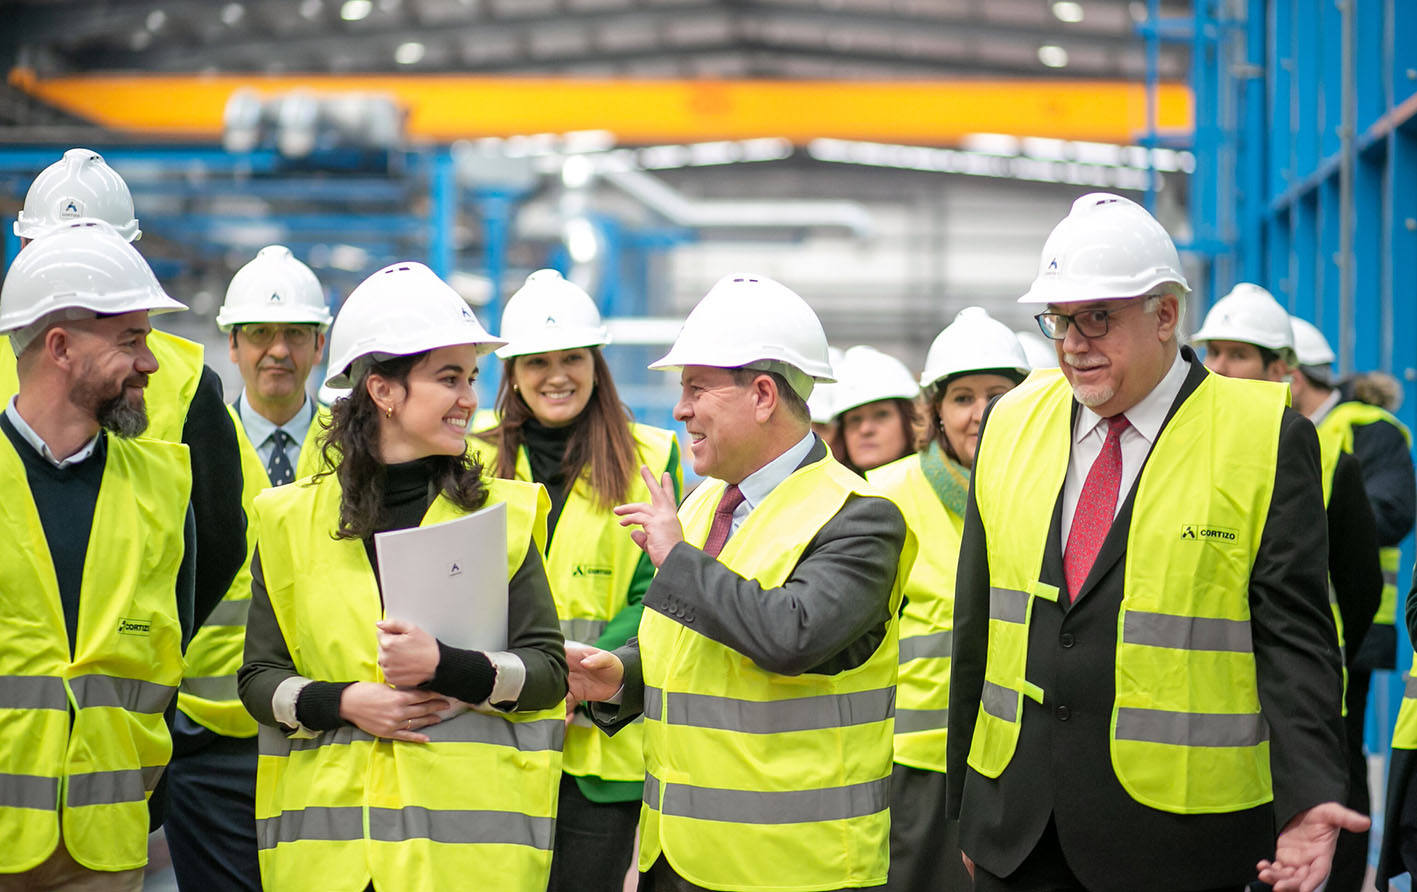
left=544, top=315, right=557, bottom=326
left=459, top=305, right=475, bottom=322
left=58, top=197, right=83, bottom=218
left=1180, top=523, right=1238, bottom=542
left=1045, top=257, right=1060, bottom=275
left=268, top=292, right=283, bottom=303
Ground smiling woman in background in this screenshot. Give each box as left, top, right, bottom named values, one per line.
left=479, top=269, right=682, bottom=892
left=237, top=261, right=568, bottom=892
left=867, top=306, right=1030, bottom=892
left=831, top=344, right=920, bottom=476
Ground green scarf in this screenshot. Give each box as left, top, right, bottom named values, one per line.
left=919, top=440, right=970, bottom=519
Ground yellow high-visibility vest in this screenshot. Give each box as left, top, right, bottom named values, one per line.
left=480, top=423, right=680, bottom=783
left=637, top=452, right=916, bottom=891
left=177, top=403, right=329, bottom=738
left=1393, top=669, right=1417, bottom=750
left=867, top=452, right=961, bottom=774
left=0, top=433, right=190, bottom=872
left=252, top=471, right=564, bottom=892
left=969, top=369, right=1285, bottom=814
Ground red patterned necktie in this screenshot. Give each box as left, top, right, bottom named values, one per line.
left=1063, top=414, right=1131, bottom=602
left=702, top=484, right=745, bottom=559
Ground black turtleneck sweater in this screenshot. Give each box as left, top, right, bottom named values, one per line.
left=520, top=416, right=579, bottom=544
left=238, top=458, right=567, bottom=732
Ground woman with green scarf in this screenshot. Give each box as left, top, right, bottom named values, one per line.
left=867, top=306, right=1031, bottom=892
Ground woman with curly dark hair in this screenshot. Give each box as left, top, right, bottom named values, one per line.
left=238, top=261, right=567, bottom=892
left=478, top=269, right=681, bottom=892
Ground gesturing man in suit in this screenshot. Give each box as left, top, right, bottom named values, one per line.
left=947, top=193, right=1365, bottom=892
left=565, top=273, right=914, bottom=892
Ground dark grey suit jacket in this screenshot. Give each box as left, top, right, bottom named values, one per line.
left=593, top=436, right=908, bottom=728
left=946, top=348, right=1347, bottom=892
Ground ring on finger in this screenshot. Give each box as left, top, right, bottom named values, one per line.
left=404, top=718, right=412, bottom=731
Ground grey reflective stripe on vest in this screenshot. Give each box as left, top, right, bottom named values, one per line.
left=1384, top=568, right=1400, bottom=588
left=894, top=707, right=949, bottom=735
left=989, top=587, right=1028, bottom=624
left=1406, top=672, right=1417, bottom=700
left=370, top=806, right=554, bottom=849
left=643, top=772, right=660, bottom=808
left=1114, top=707, right=1269, bottom=748
left=70, top=675, right=177, bottom=714
left=649, top=774, right=889, bottom=825
left=257, top=806, right=365, bottom=850
left=66, top=765, right=164, bottom=807
left=980, top=681, right=1017, bottom=722
left=644, top=686, right=663, bottom=721
left=0, top=772, right=59, bottom=810
left=0, top=676, right=67, bottom=710
left=642, top=686, right=894, bottom=734
left=1122, top=612, right=1253, bottom=653
left=205, top=598, right=251, bottom=627
left=259, top=714, right=563, bottom=756
left=180, top=675, right=239, bottom=702
left=899, top=630, right=952, bottom=663
left=560, top=618, right=608, bottom=643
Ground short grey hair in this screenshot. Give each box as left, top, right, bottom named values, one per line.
left=8, top=308, right=96, bottom=357
left=1143, top=286, right=1188, bottom=343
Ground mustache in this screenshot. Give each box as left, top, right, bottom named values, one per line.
left=258, top=360, right=295, bottom=372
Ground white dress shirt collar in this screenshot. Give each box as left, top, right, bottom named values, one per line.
left=737, top=429, right=818, bottom=514
left=1073, top=347, right=1190, bottom=448
left=4, top=396, right=101, bottom=469
left=237, top=390, right=314, bottom=451
left=1307, top=388, right=1342, bottom=426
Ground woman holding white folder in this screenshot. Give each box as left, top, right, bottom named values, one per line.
left=478, top=269, right=682, bottom=892
left=237, top=261, right=568, bottom=892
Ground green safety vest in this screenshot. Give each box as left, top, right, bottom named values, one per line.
left=1317, top=401, right=1413, bottom=627
left=969, top=369, right=1285, bottom=814
left=0, top=330, right=204, bottom=444
left=867, top=453, right=961, bottom=774
left=177, top=403, right=329, bottom=738
left=0, top=432, right=190, bottom=872
left=637, top=452, right=916, bottom=891
left=252, top=471, right=563, bottom=892
left=480, top=423, right=680, bottom=783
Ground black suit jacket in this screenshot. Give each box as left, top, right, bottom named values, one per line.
left=946, top=349, right=1347, bottom=892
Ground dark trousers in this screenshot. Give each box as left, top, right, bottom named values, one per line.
left=972, top=819, right=1245, bottom=892
left=164, top=718, right=261, bottom=892
left=548, top=774, right=640, bottom=892
left=639, top=858, right=856, bottom=892
left=883, top=763, right=971, bottom=892
left=1329, top=667, right=1374, bottom=892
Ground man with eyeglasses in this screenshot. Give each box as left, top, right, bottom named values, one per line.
left=162, top=245, right=332, bottom=892
left=947, top=193, right=1361, bottom=892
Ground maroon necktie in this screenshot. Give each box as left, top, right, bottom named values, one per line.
left=702, top=484, right=746, bottom=559
left=1063, top=415, right=1131, bottom=602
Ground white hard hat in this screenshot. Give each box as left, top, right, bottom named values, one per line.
left=920, top=307, right=1031, bottom=389
left=1190, top=283, right=1296, bottom=362
left=0, top=219, right=185, bottom=339
left=324, top=261, right=505, bottom=388
left=830, top=345, right=920, bottom=418
left=216, top=245, right=332, bottom=331
left=650, top=273, right=833, bottom=400
left=1016, top=330, right=1058, bottom=369
left=807, top=346, right=845, bottom=423
left=1290, top=316, right=1336, bottom=366
left=14, top=149, right=141, bottom=243
left=1019, top=193, right=1189, bottom=304
left=495, top=269, right=609, bottom=359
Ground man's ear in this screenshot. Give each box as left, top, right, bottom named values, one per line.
left=1154, top=294, right=1180, bottom=343
left=752, top=373, right=779, bottom=424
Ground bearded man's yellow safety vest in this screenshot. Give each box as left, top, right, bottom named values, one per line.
left=867, top=453, right=961, bottom=774
left=637, top=452, right=916, bottom=892
left=0, top=330, right=203, bottom=443
left=1317, top=402, right=1413, bottom=629
left=479, top=423, right=679, bottom=783
left=252, top=471, right=564, bottom=892
left=969, top=369, right=1285, bottom=814
left=177, top=404, right=328, bottom=738
left=0, top=433, right=190, bottom=872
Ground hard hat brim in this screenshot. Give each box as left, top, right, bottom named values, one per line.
left=494, top=328, right=611, bottom=359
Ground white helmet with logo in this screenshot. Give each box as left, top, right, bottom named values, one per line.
left=920, top=307, right=1031, bottom=389
left=650, top=273, right=833, bottom=400
left=807, top=345, right=846, bottom=424
left=1019, top=193, right=1189, bottom=304
left=1289, top=316, right=1336, bottom=366
left=830, top=345, right=920, bottom=418
left=325, top=261, right=504, bottom=388
left=216, top=245, right=332, bottom=331
left=1190, top=283, right=1296, bottom=363
left=496, top=269, right=609, bottom=359
left=0, top=219, right=185, bottom=353
left=14, top=148, right=141, bottom=242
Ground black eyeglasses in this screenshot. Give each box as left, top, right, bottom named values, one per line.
left=1034, top=300, right=1144, bottom=341
left=239, top=324, right=316, bottom=347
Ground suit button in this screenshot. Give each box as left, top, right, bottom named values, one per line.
left=1060, top=632, right=1075, bottom=648
left=1055, top=706, right=1071, bottom=721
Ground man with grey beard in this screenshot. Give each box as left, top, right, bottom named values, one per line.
left=0, top=219, right=198, bottom=890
